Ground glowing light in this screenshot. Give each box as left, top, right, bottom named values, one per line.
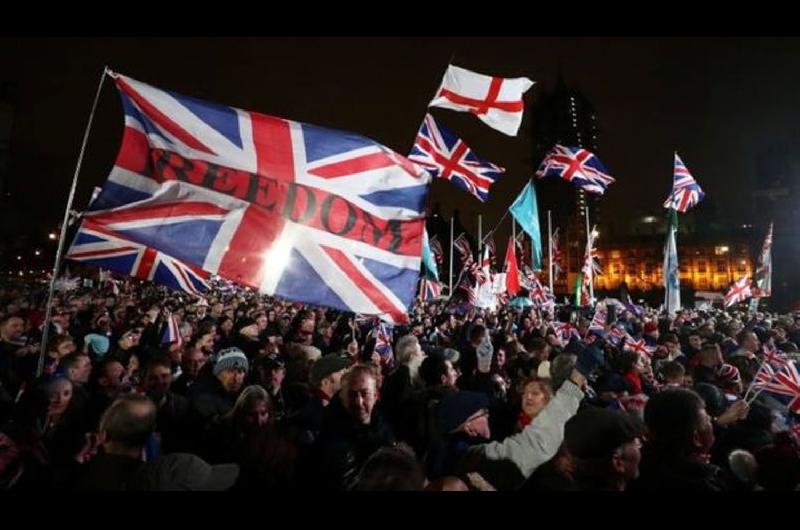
left=260, top=233, right=296, bottom=292
left=48, top=232, right=57, bottom=240
left=34, top=250, right=41, bottom=256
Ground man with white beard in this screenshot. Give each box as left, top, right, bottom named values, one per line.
left=379, top=334, right=426, bottom=444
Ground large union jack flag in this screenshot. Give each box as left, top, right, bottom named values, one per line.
left=77, top=72, right=430, bottom=323
left=535, top=145, right=616, bottom=195
left=66, top=220, right=209, bottom=294
left=663, top=153, right=705, bottom=212
left=409, top=114, right=504, bottom=202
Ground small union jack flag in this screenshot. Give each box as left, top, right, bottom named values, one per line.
left=429, top=235, right=444, bottom=266
left=536, top=145, right=616, bottom=195
left=624, top=337, right=655, bottom=358
left=663, top=153, right=705, bottom=213
left=419, top=278, right=443, bottom=301
left=752, top=361, right=800, bottom=413
left=410, top=114, right=504, bottom=202
left=453, top=233, right=474, bottom=266
left=551, top=227, right=563, bottom=280
left=724, top=275, right=752, bottom=308
left=608, top=326, right=628, bottom=347
left=552, top=322, right=580, bottom=346
left=588, top=303, right=607, bottom=337
left=456, top=272, right=477, bottom=305
left=161, top=313, right=183, bottom=346
left=373, top=322, right=394, bottom=367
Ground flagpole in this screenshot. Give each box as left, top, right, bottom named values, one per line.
left=38, top=66, right=109, bottom=378
left=585, top=206, right=594, bottom=304
left=449, top=216, right=454, bottom=296
left=478, top=214, right=482, bottom=263
left=548, top=210, right=553, bottom=293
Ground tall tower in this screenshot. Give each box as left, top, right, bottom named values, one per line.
left=529, top=72, right=600, bottom=292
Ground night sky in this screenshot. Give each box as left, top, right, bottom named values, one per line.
left=3, top=37, right=800, bottom=246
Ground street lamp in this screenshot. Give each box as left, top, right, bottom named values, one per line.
left=48, top=232, right=57, bottom=240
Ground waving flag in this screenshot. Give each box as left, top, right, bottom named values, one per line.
left=724, top=275, right=752, bottom=308
left=429, top=235, right=444, bottom=266
left=373, top=322, right=394, bottom=366
left=624, top=337, right=655, bottom=358
left=421, top=229, right=439, bottom=281
left=764, top=341, right=789, bottom=369
left=588, top=303, right=607, bottom=337
left=536, top=145, right=616, bottom=195
left=455, top=272, right=476, bottom=306
left=576, top=227, right=600, bottom=306
left=504, top=235, right=521, bottom=297
left=453, top=233, right=474, bottom=266
left=428, top=64, right=534, bottom=137
left=509, top=181, right=543, bottom=269
left=81, top=72, right=430, bottom=323
left=419, top=278, right=443, bottom=301
left=753, top=222, right=773, bottom=298
left=67, top=219, right=209, bottom=294
left=161, top=313, right=183, bottom=346
left=752, top=361, right=800, bottom=413
left=663, top=153, right=705, bottom=213
left=551, top=227, right=563, bottom=280
left=608, top=326, right=628, bottom=347
left=410, top=114, right=503, bottom=202
left=552, top=322, right=580, bottom=346
left=484, top=237, right=496, bottom=266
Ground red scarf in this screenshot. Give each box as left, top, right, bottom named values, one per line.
left=517, top=411, right=533, bottom=430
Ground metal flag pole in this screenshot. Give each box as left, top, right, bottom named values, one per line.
left=548, top=210, right=554, bottom=293
left=585, top=206, right=594, bottom=304
left=37, top=66, right=109, bottom=377
left=449, top=216, right=454, bottom=296
left=478, top=214, right=482, bottom=263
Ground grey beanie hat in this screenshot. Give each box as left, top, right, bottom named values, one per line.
left=213, top=347, right=249, bottom=376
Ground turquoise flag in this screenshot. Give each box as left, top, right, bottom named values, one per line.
left=421, top=229, right=439, bottom=281
left=509, top=181, right=543, bottom=269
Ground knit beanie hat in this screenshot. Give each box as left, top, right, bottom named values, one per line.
left=213, top=347, right=249, bottom=376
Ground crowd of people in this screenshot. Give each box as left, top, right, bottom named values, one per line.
left=1, top=272, right=799, bottom=491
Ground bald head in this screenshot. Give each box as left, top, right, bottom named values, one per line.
left=100, top=394, right=157, bottom=452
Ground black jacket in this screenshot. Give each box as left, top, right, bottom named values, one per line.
left=152, top=391, right=191, bottom=453
left=313, top=396, right=395, bottom=491
left=72, top=452, right=146, bottom=491
left=632, top=446, right=729, bottom=492
left=188, top=371, right=237, bottom=426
